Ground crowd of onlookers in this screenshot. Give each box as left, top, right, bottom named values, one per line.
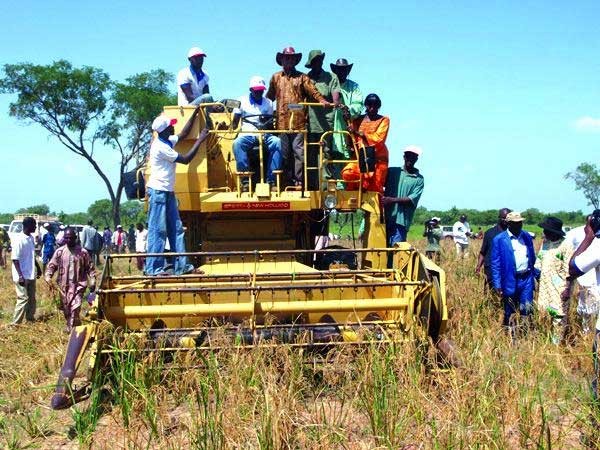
left=4, top=218, right=148, bottom=332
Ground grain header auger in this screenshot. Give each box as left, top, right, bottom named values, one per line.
left=50, top=102, right=452, bottom=410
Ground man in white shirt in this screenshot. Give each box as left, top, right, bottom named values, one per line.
left=565, top=210, right=600, bottom=399
left=134, top=222, right=148, bottom=271
left=564, top=225, right=599, bottom=333
left=11, top=216, right=41, bottom=324
left=453, top=214, right=472, bottom=258
left=232, top=76, right=282, bottom=191
left=145, top=108, right=209, bottom=275
left=177, top=47, right=213, bottom=106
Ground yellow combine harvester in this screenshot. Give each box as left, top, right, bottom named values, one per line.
left=51, top=103, right=449, bottom=410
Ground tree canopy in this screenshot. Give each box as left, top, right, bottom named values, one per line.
left=565, top=163, right=600, bottom=210
left=0, top=60, right=175, bottom=226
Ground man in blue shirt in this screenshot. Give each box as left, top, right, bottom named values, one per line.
left=491, top=211, right=537, bottom=334
left=382, top=146, right=425, bottom=245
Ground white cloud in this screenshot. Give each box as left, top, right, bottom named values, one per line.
left=573, top=116, right=600, bottom=133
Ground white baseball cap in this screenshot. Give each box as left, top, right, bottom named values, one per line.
left=187, top=47, right=206, bottom=58
left=404, top=145, right=422, bottom=156
left=152, top=115, right=177, bottom=133
left=249, top=75, right=266, bottom=91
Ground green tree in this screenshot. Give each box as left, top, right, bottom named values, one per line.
left=120, top=200, right=146, bottom=226
left=15, top=204, right=51, bottom=215
left=0, top=60, right=174, bottom=226
left=87, top=199, right=113, bottom=228
left=565, top=162, right=600, bottom=210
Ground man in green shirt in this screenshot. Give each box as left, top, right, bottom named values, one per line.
left=424, top=217, right=442, bottom=262
left=305, top=50, right=340, bottom=189
left=331, top=58, right=363, bottom=160
left=382, top=146, right=425, bottom=245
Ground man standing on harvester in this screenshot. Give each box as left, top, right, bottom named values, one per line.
left=145, top=107, right=210, bottom=276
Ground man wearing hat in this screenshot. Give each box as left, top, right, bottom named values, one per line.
left=177, top=47, right=214, bottom=106
left=331, top=58, right=363, bottom=158
left=381, top=146, right=424, bottom=247
left=145, top=109, right=209, bottom=275
left=266, top=47, right=330, bottom=189
left=491, top=212, right=537, bottom=334
left=232, top=76, right=282, bottom=191
left=423, top=217, right=442, bottom=262
left=305, top=50, right=340, bottom=189
left=112, top=225, right=127, bottom=254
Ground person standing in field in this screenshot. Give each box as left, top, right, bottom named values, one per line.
left=0, top=225, right=9, bottom=269
left=563, top=210, right=600, bottom=399
left=476, top=208, right=512, bottom=289
left=535, top=216, right=568, bottom=343
left=127, top=224, right=136, bottom=253
left=134, top=222, right=148, bottom=271
left=112, top=225, right=127, bottom=253
left=41, top=222, right=57, bottom=271
left=45, top=227, right=96, bottom=332
left=11, top=216, right=41, bottom=325
left=491, top=212, right=537, bottom=335
left=453, top=214, right=472, bottom=258
left=102, top=226, right=112, bottom=257
left=563, top=223, right=600, bottom=334
left=423, top=217, right=442, bottom=262
left=80, top=220, right=99, bottom=265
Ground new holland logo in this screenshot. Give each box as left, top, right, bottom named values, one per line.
left=221, top=202, right=291, bottom=210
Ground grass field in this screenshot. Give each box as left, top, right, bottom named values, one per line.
left=0, top=239, right=598, bottom=449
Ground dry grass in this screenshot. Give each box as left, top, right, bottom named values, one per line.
left=0, top=241, right=598, bottom=449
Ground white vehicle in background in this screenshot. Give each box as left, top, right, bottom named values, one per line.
left=8, top=214, right=62, bottom=250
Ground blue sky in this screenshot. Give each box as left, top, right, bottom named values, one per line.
left=1, top=0, right=599, bottom=215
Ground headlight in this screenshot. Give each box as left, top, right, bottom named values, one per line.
left=324, top=193, right=337, bottom=210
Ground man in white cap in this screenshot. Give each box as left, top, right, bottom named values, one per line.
left=382, top=145, right=425, bottom=245
left=111, top=225, right=127, bottom=254
left=177, top=47, right=213, bottom=106
left=491, top=211, right=537, bottom=335
left=232, top=76, right=282, bottom=191
left=145, top=108, right=209, bottom=275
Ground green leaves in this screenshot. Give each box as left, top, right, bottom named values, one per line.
left=565, top=162, right=600, bottom=210
left=0, top=60, right=175, bottom=226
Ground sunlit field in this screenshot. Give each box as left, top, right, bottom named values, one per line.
left=0, top=239, right=598, bottom=449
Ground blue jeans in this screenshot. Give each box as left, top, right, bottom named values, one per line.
left=145, top=188, right=190, bottom=275
left=233, top=134, right=282, bottom=184
left=387, top=223, right=408, bottom=246
left=502, top=272, right=535, bottom=327
left=386, top=223, right=408, bottom=268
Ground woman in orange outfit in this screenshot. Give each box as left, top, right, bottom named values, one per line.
left=341, top=93, right=390, bottom=193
